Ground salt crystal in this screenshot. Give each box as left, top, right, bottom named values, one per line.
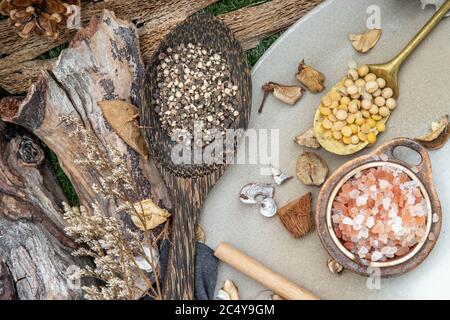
left=369, top=185, right=377, bottom=192
left=358, top=246, right=369, bottom=258
left=349, top=189, right=360, bottom=199
left=379, top=179, right=390, bottom=189
left=371, top=251, right=383, bottom=262
left=342, top=217, right=353, bottom=225
left=391, top=224, right=403, bottom=233
left=366, top=217, right=375, bottom=228
left=382, top=198, right=391, bottom=211
left=356, top=195, right=368, bottom=206
left=332, top=214, right=342, bottom=224
left=433, top=213, right=440, bottom=223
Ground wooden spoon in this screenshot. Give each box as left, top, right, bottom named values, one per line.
left=314, top=0, right=450, bottom=155
left=141, top=13, right=251, bottom=299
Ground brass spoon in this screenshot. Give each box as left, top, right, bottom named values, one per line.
left=314, top=0, right=450, bottom=155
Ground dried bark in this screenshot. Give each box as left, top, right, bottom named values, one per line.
left=0, top=121, right=83, bottom=300
left=0, top=0, right=323, bottom=94
left=1, top=10, right=172, bottom=299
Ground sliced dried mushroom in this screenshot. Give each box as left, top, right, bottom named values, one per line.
left=296, top=60, right=325, bottom=93
left=239, top=183, right=275, bottom=205
left=271, top=167, right=293, bottom=185
left=296, top=152, right=328, bottom=186
left=131, top=199, right=171, bottom=231
left=295, top=128, right=321, bottom=149
left=349, top=29, right=382, bottom=53
left=259, top=197, right=278, bottom=218
left=327, top=258, right=344, bottom=274
left=415, top=115, right=449, bottom=150
left=258, top=82, right=303, bottom=113
left=216, top=280, right=239, bottom=300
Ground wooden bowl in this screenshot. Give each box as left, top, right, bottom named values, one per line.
left=316, top=138, right=442, bottom=277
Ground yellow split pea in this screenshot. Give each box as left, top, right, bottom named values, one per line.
left=318, top=63, right=397, bottom=145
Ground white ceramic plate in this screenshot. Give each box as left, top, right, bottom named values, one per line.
left=200, top=0, right=450, bottom=299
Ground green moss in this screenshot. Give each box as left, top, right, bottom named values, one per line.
left=44, top=147, right=80, bottom=207
left=37, top=43, right=69, bottom=60
left=204, top=0, right=269, bottom=15
left=246, top=31, right=282, bottom=67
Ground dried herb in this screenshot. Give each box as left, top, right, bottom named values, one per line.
left=296, top=60, right=325, bottom=93
left=294, top=128, right=321, bottom=149
left=258, top=82, right=303, bottom=113
left=349, top=29, right=382, bottom=53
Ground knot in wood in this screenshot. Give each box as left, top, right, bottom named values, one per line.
left=18, top=136, right=44, bottom=167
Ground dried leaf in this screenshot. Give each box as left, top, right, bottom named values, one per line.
left=296, top=152, right=328, bottom=186
left=349, top=29, right=382, bottom=53
left=131, top=199, right=171, bottom=231
left=295, top=128, right=321, bottom=149
left=259, top=82, right=303, bottom=113
left=216, top=280, right=240, bottom=300
left=98, top=100, right=149, bottom=159
left=277, top=192, right=313, bottom=238
left=296, top=60, right=325, bottom=93
left=195, top=224, right=206, bottom=243
left=327, top=258, right=344, bottom=274
left=415, top=115, right=449, bottom=150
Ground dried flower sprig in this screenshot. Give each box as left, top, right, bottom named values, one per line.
left=60, top=114, right=168, bottom=300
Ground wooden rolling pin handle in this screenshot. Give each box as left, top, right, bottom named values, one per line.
left=214, top=242, right=319, bottom=300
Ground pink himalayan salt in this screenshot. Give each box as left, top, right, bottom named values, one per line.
left=332, top=166, right=429, bottom=262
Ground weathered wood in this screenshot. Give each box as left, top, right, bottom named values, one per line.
left=0, top=0, right=323, bottom=94
left=141, top=13, right=252, bottom=299
left=0, top=0, right=217, bottom=94
left=0, top=120, right=83, bottom=300
left=1, top=10, right=172, bottom=299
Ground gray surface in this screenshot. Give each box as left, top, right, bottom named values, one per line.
left=200, top=0, right=450, bottom=299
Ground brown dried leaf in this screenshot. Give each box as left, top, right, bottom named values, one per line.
left=296, top=152, right=328, bottom=186
left=98, top=100, right=149, bottom=159
left=349, top=29, right=382, bottom=53
left=296, top=60, right=325, bottom=93
left=415, top=115, right=449, bottom=150
left=223, top=280, right=239, bottom=300
left=295, top=128, right=321, bottom=149
left=130, top=199, right=171, bottom=231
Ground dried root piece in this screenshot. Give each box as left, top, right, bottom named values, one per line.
left=195, top=224, right=206, bottom=243
left=295, top=128, right=321, bottom=149
left=258, top=82, right=303, bottom=113
left=216, top=280, right=239, bottom=300
left=349, top=29, right=382, bottom=53
left=296, top=60, right=325, bottom=93
left=415, top=114, right=449, bottom=150
left=98, top=100, right=149, bottom=159
left=296, top=152, right=328, bottom=186
left=130, top=199, right=171, bottom=231
left=327, top=258, right=344, bottom=274
left=0, top=0, right=81, bottom=40
left=277, top=192, right=313, bottom=238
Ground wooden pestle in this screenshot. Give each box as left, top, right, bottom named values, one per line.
left=214, top=242, right=319, bottom=300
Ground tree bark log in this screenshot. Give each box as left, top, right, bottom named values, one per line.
left=0, top=120, right=83, bottom=300
left=1, top=10, right=172, bottom=299
left=0, top=0, right=323, bottom=94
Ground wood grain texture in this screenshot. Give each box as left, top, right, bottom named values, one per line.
left=316, top=138, right=442, bottom=277
left=0, top=0, right=323, bottom=94
left=141, top=13, right=251, bottom=299
left=1, top=11, right=173, bottom=299
left=0, top=121, right=83, bottom=300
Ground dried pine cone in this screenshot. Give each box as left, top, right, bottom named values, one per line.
left=0, top=0, right=80, bottom=40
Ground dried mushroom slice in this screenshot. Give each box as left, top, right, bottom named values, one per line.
left=349, top=29, right=382, bottom=53
left=258, top=82, right=303, bottom=113
left=295, top=128, right=321, bottom=149
left=296, top=60, right=325, bottom=93
left=296, top=152, right=328, bottom=186
left=415, top=115, right=449, bottom=150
